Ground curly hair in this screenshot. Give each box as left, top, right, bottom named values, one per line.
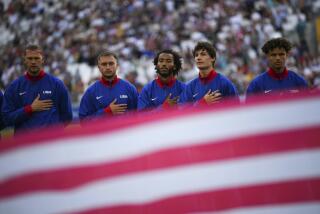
left=261, top=38, right=292, bottom=54
left=192, top=41, right=216, bottom=66
left=153, top=49, right=182, bottom=76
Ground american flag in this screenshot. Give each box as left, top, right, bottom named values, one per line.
left=0, top=92, right=320, bottom=214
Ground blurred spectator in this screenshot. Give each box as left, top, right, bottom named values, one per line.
left=125, top=70, right=143, bottom=93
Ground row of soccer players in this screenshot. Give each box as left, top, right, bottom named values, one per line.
left=0, top=38, right=307, bottom=134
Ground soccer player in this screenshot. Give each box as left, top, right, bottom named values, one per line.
left=79, top=51, right=138, bottom=121
left=138, top=49, right=185, bottom=111
left=180, top=41, right=238, bottom=105
left=246, top=38, right=308, bottom=97
left=2, top=45, right=73, bottom=133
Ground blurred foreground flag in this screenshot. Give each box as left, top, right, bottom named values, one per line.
left=0, top=92, right=320, bottom=214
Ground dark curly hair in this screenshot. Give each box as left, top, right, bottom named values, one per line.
left=153, top=49, right=182, bottom=76
left=192, top=41, right=216, bottom=66
left=261, top=38, right=292, bottom=54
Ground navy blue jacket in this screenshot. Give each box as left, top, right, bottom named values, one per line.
left=180, top=70, right=238, bottom=105
left=79, top=77, right=138, bottom=121
left=138, top=78, right=185, bottom=111
left=246, top=68, right=308, bottom=97
left=2, top=71, right=73, bottom=132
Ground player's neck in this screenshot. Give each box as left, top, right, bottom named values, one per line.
left=158, top=74, right=173, bottom=84
left=103, top=75, right=116, bottom=82
left=272, top=67, right=285, bottom=74
left=27, top=70, right=41, bottom=77
left=199, top=67, right=213, bottom=78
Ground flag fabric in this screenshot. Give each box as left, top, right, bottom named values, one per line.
left=0, top=92, right=320, bottom=214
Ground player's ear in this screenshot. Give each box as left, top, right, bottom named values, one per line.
left=23, top=55, right=28, bottom=65
left=212, top=58, right=216, bottom=66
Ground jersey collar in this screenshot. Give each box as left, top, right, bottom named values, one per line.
left=100, top=76, right=119, bottom=87
left=267, top=67, right=288, bottom=80
left=156, top=76, right=176, bottom=88
left=25, top=70, right=46, bottom=81
left=199, top=69, right=217, bottom=84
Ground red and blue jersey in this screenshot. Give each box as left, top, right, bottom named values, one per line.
left=79, top=77, right=138, bottom=121
left=180, top=70, right=238, bottom=105
left=138, top=78, right=185, bottom=111
left=246, top=68, right=308, bottom=97
left=2, top=71, right=73, bottom=132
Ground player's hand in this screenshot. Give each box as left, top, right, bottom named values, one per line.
left=203, top=89, right=222, bottom=105
left=165, top=93, right=179, bottom=107
left=31, top=94, right=53, bottom=112
left=109, top=99, right=127, bottom=115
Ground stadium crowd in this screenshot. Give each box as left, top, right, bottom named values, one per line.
left=1, top=0, right=320, bottom=105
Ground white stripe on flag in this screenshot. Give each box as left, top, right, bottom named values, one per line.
left=1, top=97, right=320, bottom=182
left=1, top=149, right=319, bottom=214
left=207, top=202, right=320, bottom=214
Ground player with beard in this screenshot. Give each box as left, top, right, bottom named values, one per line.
left=138, top=49, right=185, bottom=111
left=2, top=44, right=73, bottom=133
left=79, top=51, right=138, bottom=122
left=180, top=41, right=238, bottom=105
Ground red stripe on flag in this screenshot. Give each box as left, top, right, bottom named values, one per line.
left=1, top=125, right=319, bottom=198
left=77, top=178, right=320, bottom=214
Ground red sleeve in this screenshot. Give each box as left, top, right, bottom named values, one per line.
left=104, top=106, right=113, bottom=115
left=199, top=98, right=208, bottom=106
left=162, top=101, right=171, bottom=109
left=24, top=105, right=33, bottom=115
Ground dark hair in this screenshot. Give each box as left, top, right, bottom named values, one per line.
left=153, top=49, right=182, bottom=76
left=24, top=44, right=43, bottom=55
left=97, top=51, right=119, bottom=64
left=192, top=41, right=216, bottom=66
left=261, top=38, right=292, bottom=54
